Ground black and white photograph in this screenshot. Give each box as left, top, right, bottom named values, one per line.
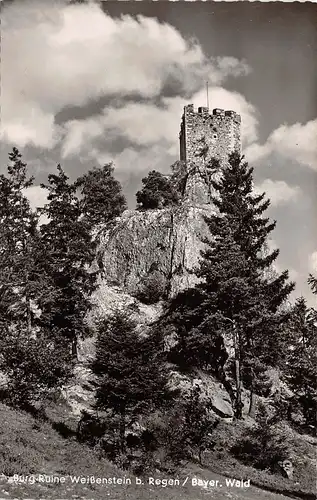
left=0, top=1, right=316, bottom=499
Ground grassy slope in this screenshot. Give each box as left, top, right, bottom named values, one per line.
left=202, top=418, right=317, bottom=499
left=0, top=402, right=314, bottom=500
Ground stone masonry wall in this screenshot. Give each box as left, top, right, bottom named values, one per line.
left=179, top=104, right=241, bottom=204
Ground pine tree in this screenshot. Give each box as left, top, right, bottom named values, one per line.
left=91, top=313, right=174, bottom=455
left=285, top=292, right=317, bottom=430
left=0, top=326, right=72, bottom=409
left=0, top=149, right=72, bottom=408
left=308, top=274, right=317, bottom=323
left=181, top=384, right=218, bottom=464
left=0, top=148, right=35, bottom=331
left=167, top=153, right=294, bottom=418
left=39, top=165, right=97, bottom=357
left=75, top=163, right=126, bottom=227
left=307, top=274, right=317, bottom=337
left=0, top=149, right=54, bottom=333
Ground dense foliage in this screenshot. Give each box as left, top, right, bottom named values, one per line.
left=1, top=147, right=315, bottom=482
left=0, top=150, right=126, bottom=408
left=0, top=150, right=72, bottom=407
left=135, top=270, right=167, bottom=304
left=166, top=153, right=294, bottom=418
left=136, top=170, right=180, bottom=209
left=39, top=164, right=98, bottom=357
left=0, top=148, right=36, bottom=332
left=90, top=313, right=174, bottom=457
left=231, top=402, right=289, bottom=471
left=75, top=163, right=126, bottom=227
left=284, top=292, right=317, bottom=430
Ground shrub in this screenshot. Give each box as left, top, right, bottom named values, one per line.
left=231, top=402, right=289, bottom=472
left=0, top=328, right=72, bottom=409
left=136, top=170, right=180, bottom=210
left=145, top=386, right=218, bottom=468
left=135, top=270, right=167, bottom=304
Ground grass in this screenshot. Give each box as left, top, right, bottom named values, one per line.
left=0, top=401, right=316, bottom=500
left=202, top=419, right=317, bottom=500
left=0, top=402, right=215, bottom=500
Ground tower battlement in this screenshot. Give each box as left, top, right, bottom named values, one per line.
left=179, top=104, right=241, bottom=164
left=179, top=104, right=242, bottom=204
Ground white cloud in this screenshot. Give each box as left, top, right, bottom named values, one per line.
left=86, top=141, right=177, bottom=180
left=61, top=97, right=184, bottom=159
left=212, top=56, right=250, bottom=82
left=61, top=86, right=258, bottom=170
left=3, top=108, right=60, bottom=149
left=62, top=117, right=106, bottom=159
left=309, top=251, right=317, bottom=273
left=61, top=100, right=179, bottom=158
left=245, top=119, right=317, bottom=170
left=288, top=268, right=300, bottom=282
left=1, top=1, right=251, bottom=149
left=112, top=144, right=174, bottom=177
left=255, top=179, right=301, bottom=206
left=23, top=186, right=50, bottom=225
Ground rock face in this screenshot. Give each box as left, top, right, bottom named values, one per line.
left=169, top=370, right=234, bottom=419
left=72, top=103, right=243, bottom=418
left=76, top=200, right=219, bottom=417
left=97, top=203, right=214, bottom=298
left=95, top=103, right=242, bottom=298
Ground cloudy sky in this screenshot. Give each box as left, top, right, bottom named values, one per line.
left=1, top=0, right=316, bottom=304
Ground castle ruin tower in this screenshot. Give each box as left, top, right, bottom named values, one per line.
left=179, top=105, right=242, bottom=204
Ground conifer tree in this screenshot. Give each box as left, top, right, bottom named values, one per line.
left=0, top=149, right=72, bottom=408
left=181, top=384, right=218, bottom=464
left=231, top=401, right=289, bottom=471
left=0, top=148, right=35, bottom=331
left=308, top=274, right=317, bottom=291
left=168, top=153, right=294, bottom=418
left=40, top=165, right=97, bottom=357
left=307, top=274, right=317, bottom=332
left=91, top=313, right=174, bottom=454
left=75, top=163, right=126, bottom=227
left=284, top=290, right=317, bottom=429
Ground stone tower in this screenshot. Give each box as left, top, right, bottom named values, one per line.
left=179, top=104, right=241, bottom=204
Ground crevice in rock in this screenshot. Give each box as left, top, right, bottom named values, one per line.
left=166, top=210, right=176, bottom=296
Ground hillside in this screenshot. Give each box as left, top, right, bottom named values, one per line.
left=0, top=141, right=316, bottom=500
left=1, top=402, right=312, bottom=500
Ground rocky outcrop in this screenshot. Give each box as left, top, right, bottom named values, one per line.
left=169, top=370, right=234, bottom=419
left=78, top=172, right=232, bottom=420
left=81, top=283, right=163, bottom=363
left=97, top=202, right=215, bottom=299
